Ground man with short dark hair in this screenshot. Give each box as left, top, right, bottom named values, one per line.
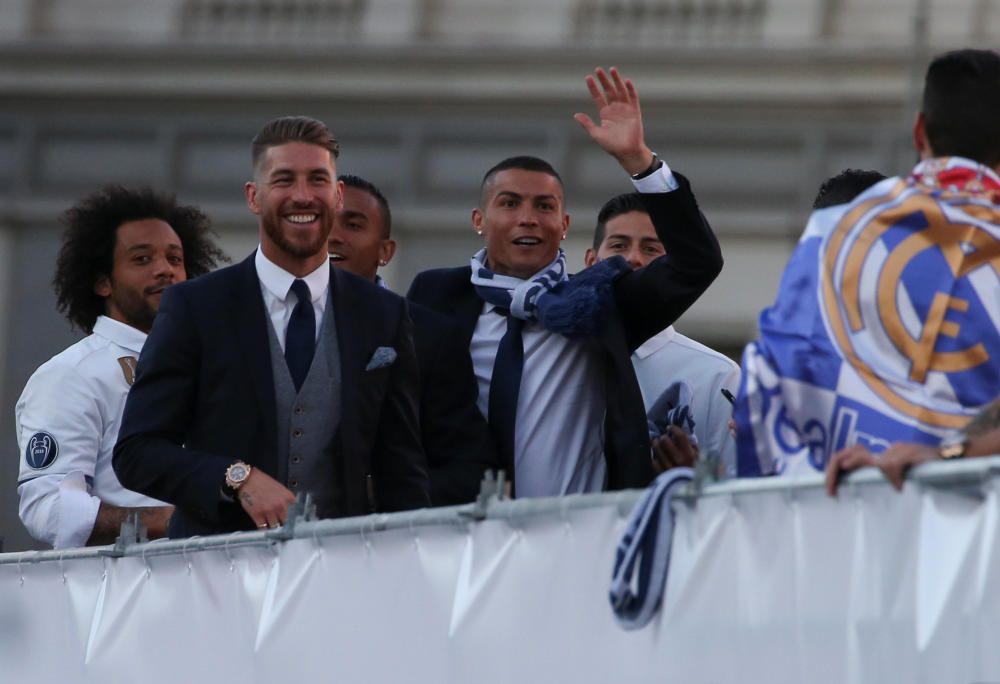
left=114, top=116, right=429, bottom=536
left=920, top=49, right=1000, bottom=166
left=327, top=174, right=396, bottom=287
left=737, top=49, right=1000, bottom=479
left=408, top=68, right=723, bottom=497
left=811, top=169, right=887, bottom=210
left=584, top=191, right=740, bottom=476
left=17, top=186, right=225, bottom=548
left=329, top=175, right=499, bottom=504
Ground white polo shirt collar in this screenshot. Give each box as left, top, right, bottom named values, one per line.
left=92, top=315, right=146, bottom=355
left=633, top=325, right=676, bottom=360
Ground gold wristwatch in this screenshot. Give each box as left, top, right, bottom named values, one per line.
left=937, top=436, right=969, bottom=460
left=224, top=461, right=252, bottom=497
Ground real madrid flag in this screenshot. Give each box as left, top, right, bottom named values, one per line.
left=735, top=157, right=1000, bottom=477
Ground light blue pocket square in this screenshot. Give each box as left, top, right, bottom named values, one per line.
left=365, top=346, right=397, bottom=371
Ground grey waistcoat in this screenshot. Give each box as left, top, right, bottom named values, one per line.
left=266, top=292, right=342, bottom=519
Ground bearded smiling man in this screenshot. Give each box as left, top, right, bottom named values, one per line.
left=114, top=116, right=429, bottom=537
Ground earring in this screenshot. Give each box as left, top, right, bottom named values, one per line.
left=378, top=260, right=387, bottom=266
left=477, top=230, right=483, bottom=235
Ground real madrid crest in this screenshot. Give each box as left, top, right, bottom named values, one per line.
left=820, top=181, right=1000, bottom=429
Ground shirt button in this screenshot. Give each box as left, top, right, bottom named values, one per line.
left=294, top=406, right=305, bottom=415
left=290, top=479, right=299, bottom=487
left=291, top=456, right=302, bottom=464
left=293, top=429, right=303, bottom=438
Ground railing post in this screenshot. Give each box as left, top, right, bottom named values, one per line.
left=460, top=470, right=507, bottom=521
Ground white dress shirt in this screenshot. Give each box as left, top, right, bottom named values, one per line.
left=632, top=326, right=741, bottom=478
left=471, top=305, right=607, bottom=497
left=16, top=316, right=168, bottom=548
left=255, top=247, right=329, bottom=350
left=633, top=160, right=680, bottom=193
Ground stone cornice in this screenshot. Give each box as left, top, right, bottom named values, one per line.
left=0, top=42, right=927, bottom=107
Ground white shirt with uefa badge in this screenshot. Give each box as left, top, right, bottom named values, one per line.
left=16, top=315, right=167, bottom=548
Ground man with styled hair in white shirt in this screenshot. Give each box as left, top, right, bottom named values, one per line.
left=585, top=191, right=740, bottom=477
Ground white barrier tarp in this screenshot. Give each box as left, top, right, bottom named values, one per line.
left=2, top=462, right=1000, bottom=684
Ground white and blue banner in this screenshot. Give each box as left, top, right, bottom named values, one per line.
left=4, top=462, right=1000, bottom=684
left=736, top=157, right=1000, bottom=477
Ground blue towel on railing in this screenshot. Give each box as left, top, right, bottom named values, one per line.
left=609, top=467, right=694, bottom=630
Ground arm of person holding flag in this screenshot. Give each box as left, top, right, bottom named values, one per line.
left=826, top=397, right=1000, bottom=495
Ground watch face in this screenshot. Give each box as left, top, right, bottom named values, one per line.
left=939, top=443, right=966, bottom=460
left=229, top=463, right=249, bottom=482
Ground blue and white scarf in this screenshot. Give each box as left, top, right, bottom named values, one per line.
left=646, top=381, right=699, bottom=448
left=470, top=248, right=630, bottom=338
left=609, top=466, right=694, bottom=630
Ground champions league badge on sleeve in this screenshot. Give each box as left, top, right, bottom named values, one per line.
left=25, top=432, right=58, bottom=470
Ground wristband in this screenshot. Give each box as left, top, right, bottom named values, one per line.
left=630, top=153, right=661, bottom=180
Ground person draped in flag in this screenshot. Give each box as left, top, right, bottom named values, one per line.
left=735, top=49, right=1000, bottom=479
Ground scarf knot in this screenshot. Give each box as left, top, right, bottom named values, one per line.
left=470, top=249, right=629, bottom=338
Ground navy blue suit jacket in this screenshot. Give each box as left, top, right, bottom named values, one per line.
left=407, top=174, right=722, bottom=491
left=114, top=254, right=429, bottom=536
left=409, top=303, right=499, bottom=505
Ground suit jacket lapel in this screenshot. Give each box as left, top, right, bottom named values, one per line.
left=331, top=267, right=363, bottom=419
left=453, top=269, right=483, bottom=348
left=235, top=254, right=278, bottom=470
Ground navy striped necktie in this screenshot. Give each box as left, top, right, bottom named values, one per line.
left=285, top=279, right=315, bottom=391
left=488, top=309, right=524, bottom=494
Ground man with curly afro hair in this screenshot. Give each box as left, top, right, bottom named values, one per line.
left=15, top=186, right=226, bottom=548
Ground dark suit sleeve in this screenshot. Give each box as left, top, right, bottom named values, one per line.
left=406, top=271, right=442, bottom=314
left=372, top=301, right=432, bottom=511
left=614, top=172, right=724, bottom=351
left=113, top=286, right=232, bottom=522
left=413, top=308, right=498, bottom=505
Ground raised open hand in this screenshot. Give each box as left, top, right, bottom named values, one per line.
left=573, top=67, right=654, bottom=175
